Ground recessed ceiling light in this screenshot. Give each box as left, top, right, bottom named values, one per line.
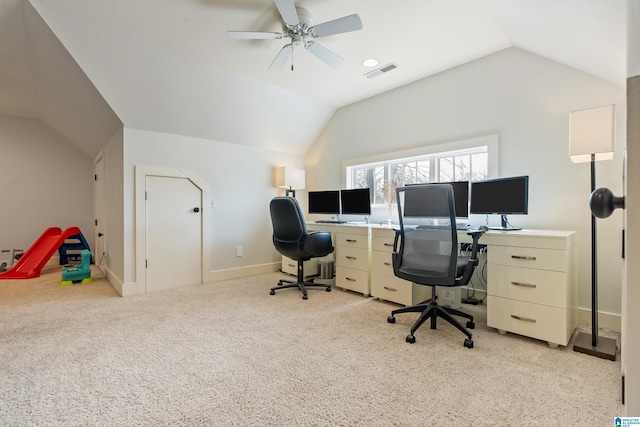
left=362, top=58, right=379, bottom=68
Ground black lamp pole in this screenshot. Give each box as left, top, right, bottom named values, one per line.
left=573, top=154, right=617, bottom=360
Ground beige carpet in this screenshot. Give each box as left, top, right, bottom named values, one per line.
left=0, top=268, right=624, bottom=426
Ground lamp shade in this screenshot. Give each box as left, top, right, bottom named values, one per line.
left=275, top=166, right=305, bottom=191
left=569, top=105, right=615, bottom=163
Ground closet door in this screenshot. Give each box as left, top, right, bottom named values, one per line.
left=145, top=176, right=202, bottom=293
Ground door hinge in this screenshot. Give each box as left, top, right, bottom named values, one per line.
left=95, top=219, right=98, bottom=226
left=94, top=174, right=97, bottom=181
left=145, top=191, right=148, bottom=201
left=145, top=259, right=148, bottom=269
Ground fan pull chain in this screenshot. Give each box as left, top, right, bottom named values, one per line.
left=291, top=47, right=295, bottom=71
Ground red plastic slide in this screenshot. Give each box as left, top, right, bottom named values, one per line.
left=0, top=227, right=82, bottom=280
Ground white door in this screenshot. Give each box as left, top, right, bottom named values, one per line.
left=94, top=156, right=105, bottom=273
left=145, top=176, right=202, bottom=293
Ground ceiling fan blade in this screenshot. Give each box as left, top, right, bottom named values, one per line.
left=273, top=0, right=299, bottom=28
left=305, top=41, right=343, bottom=68
left=309, top=14, right=363, bottom=37
left=269, top=44, right=294, bottom=69
left=227, top=31, right=284, bottom=40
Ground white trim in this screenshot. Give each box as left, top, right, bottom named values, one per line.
left=205, top=263, right=280, bottom=283
left=134, top=165, right=212, bottom=296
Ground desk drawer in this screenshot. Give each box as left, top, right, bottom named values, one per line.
left=336, top=246, right=368, bottom=270
left=371, top=275, right=431, bottom=306
left=372, top=235, right=396, bottom=252
left=336, top=267, right=369, bottom=296
left=488, top=266, right=568, bottom=308
left=371, top=250, right=394, bottom=275
left=487, top=296, right=571, bottom=347
left=489, top=246, right=567, bottom=272
left=336, top=233, right=368, bottom=249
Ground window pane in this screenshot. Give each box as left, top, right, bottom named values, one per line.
left=372, top=166, right=385, bottom=204
left=471, top=152, right=488, bottom=181
left=416, top=161, right=430, bottom=183
left=439, top=157, right=453, bottom=182
left=454, top=155, right=471, bottom=181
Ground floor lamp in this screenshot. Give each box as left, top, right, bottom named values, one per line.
left=275, top=166, right=305, bottom=198
left=569, top=104, right=617, bottom=361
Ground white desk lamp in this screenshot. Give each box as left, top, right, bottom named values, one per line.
left=275, top=166, right=305, bottom=198
left=569, top=104, right=617, bottom=360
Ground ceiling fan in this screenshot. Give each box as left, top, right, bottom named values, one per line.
left=227, top=0, right=363, bottom=70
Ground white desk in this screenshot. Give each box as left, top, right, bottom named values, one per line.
left=292, top=223, right=578, bottom=348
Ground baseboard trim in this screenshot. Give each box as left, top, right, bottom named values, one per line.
left=577, top=307, right=621, bottom=333
left=205, top=263, right=280, bottom=283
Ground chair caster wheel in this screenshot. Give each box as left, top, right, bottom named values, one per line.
left=270, top=290, right=275, bottom=295
left=326, top=287, right=331, bottom=292
left=406, top=334, right=416, bottom=344
left=302, top=294, right=308, bottom=300
left=466, top=321, right=475, bottom=329
left=387, top=315, right=396, bottom=324
left=464, top=339, right=474, bottom=348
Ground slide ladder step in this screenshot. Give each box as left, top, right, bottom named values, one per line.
left=58, top=233, right=92, bottom=265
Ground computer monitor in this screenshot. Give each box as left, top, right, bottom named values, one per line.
left=470, top=175, right=529, bottom=230
left=308, top=190, right=340, bottom=215
left=404, top=182, right=469, bottom=218
left=340, top=188, right=371, bottom=215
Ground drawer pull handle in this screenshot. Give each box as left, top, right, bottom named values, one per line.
left=346, top=256, right=357, bottom=260
left=288, top=263, right=296, bottom=268
left=345, top=277, right=357, bottom=282
left=383, top=243, right=394, bottom=247
left=511, top=281, right=537, bottom=288
left=511, top=314, right=536, bottom=323
left=384, top=262, right=392, bottom=266
left=346, top=239, right=358, bottom=243
left=383, top=286, right=398, bottom=292
left=511, top=255, right=537, bottom=261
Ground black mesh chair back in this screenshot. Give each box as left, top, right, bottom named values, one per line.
left=387, top=184, right=485, bottom=348
left=394, top=184, right=458, bottom=285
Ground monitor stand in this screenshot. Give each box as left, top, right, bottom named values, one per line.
left=488, top=214, right=522, bottom=231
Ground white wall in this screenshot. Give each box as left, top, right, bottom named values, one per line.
left=97, top=128, right=125, bottom=291
left=307, top=48, right=626, bottom=321
left=0, top=115, right=93, bottom=262
left=121, top=128, right=304, bottom=288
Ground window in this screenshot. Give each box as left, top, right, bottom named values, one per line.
left=346, top=146, right=489, bottom=206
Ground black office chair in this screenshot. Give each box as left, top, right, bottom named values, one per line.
left=270, top=196, right=334, bottom=300
left=386, top=184, right=485, bottom=348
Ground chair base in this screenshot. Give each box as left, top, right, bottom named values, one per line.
left=270, top=278, right=331, bottom=300
left=387, top=298, right=475, bottom=348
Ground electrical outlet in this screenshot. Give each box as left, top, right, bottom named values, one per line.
left=236, top=246, right=243, bottom=257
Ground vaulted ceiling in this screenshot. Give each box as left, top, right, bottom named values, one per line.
left=0, top=0, right=627, bottom=158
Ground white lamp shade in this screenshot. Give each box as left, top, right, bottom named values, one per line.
left=275, top=166, right=305, bottom=190
left=569, top=105, right=615, bottom=163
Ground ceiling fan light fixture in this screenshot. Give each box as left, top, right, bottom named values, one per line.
left=362, top=58, right=379, bottom=67
left=292, top=34, right=304, bottom=47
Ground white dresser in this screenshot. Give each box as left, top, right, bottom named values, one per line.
left=334, top=227, right=370, bottom=296
left=370, top=227, right=432, bottom=306
left=482, top=230, right=577, bottom=348
left=305, top=223, right=371, bottom=296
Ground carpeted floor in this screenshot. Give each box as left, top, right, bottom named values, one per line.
left=0, top=268, right=624, bottom=426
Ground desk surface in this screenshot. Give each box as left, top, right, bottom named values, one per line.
left=310, top=221, right=575, bottom=237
